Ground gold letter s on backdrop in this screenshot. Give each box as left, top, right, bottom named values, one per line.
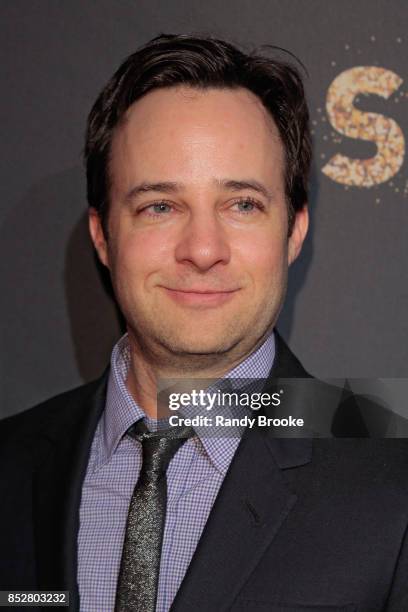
left=322, top=66, right=405, bottom=187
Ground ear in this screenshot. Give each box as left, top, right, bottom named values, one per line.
left=288, top=205, right=309, bottom=265
left=88, top=207, right=109, bottom=268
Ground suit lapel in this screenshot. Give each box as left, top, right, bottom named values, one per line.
left=172, top=428, right=310, bottom=611
left=32, top=373, right=108, bottom=610
left=171, top=332, right=312, bottom=611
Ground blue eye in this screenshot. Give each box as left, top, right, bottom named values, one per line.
left=233, top=198, right=262, bottom=214
left=237, top=200, right=256, bottom=212
left=151, top=202, right=171, bottom=214
left=139, top=202, right=173, bottom=217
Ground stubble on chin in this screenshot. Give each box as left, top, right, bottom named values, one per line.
left=126, top=304, right=276, bottom=376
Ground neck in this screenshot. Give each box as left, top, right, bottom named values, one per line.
left=124, top=330, right=268, bottom=419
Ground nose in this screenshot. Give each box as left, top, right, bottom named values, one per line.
left=174, top=209, right=231, bottom=272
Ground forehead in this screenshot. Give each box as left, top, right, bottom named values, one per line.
left=109, top=86, right=285, bottom=190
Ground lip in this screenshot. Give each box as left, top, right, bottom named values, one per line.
left=161, top=286, right=240, bottom=307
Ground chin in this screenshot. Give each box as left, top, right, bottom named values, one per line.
left=163, top=334, right=236, bottom=356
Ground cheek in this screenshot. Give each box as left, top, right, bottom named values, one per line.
left=110, top=226, right=174, bottom=288
left=234, top=231, right=288, bottom=288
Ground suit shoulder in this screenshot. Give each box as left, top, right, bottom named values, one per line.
left=0, top=376, right=107, bottom=445
left=313, top=438, right=408, bottom=489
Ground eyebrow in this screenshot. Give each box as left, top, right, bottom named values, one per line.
left=216, top=179, right=273, bottom=200
left=125, top=178, right=273, bottom=201
left=126, top=181, right=182, bottom=200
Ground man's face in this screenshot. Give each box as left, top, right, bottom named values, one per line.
left=90, top=86, right=308, bottom=364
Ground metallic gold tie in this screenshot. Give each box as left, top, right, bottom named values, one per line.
left=114, top=421, right=193, bottom=612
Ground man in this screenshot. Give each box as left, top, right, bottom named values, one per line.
left=1, top=34, right=408, bottom=612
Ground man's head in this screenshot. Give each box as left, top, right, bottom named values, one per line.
left=87, top=34, right=310, bottom=371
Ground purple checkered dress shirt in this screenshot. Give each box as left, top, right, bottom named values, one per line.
left=77, top=332, right=275, bottom=611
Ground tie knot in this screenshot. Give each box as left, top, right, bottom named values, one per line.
left=128, top=421, right=194, bottom=477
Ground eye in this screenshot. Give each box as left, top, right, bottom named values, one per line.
left=139, top=201, right=173, bottom=217
left=231, top=197, right=264, bottom=215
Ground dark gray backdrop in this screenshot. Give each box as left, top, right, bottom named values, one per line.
left=1, top=0, right=407, bottom=419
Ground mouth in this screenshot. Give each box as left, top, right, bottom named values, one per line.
left=160, top=286, right=241, bottom=308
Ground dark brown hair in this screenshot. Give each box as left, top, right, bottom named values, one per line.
left=85, top=33, right=311, bottom=235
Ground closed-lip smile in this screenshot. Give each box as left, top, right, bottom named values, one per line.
left=161, top=286, right=240, bottom=307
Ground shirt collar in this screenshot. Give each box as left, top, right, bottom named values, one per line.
left=98, top=332, right=275, bottom=473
